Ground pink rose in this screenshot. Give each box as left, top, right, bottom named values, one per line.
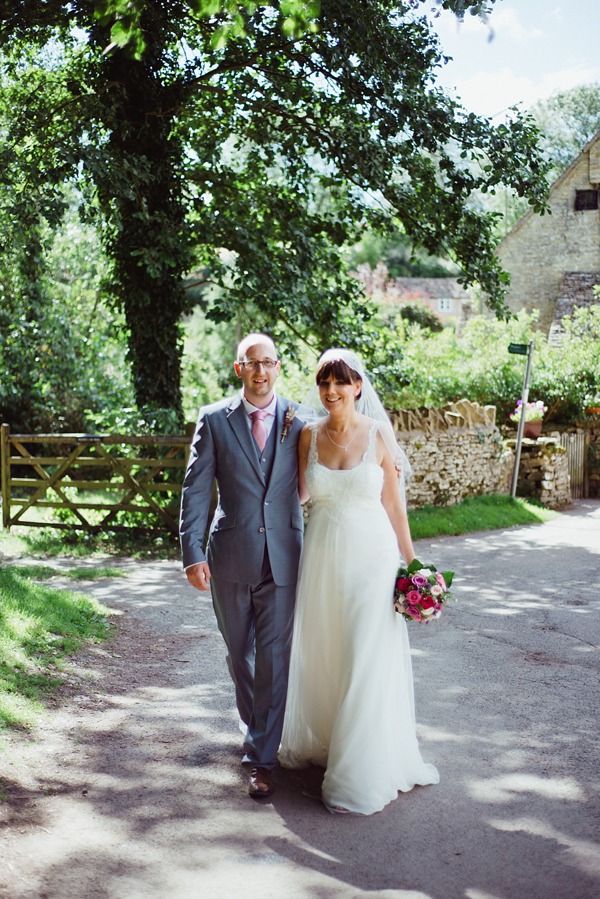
left=411, top=574, right=429, bottom=587
left=430, top=585, right=443, bottom=597
left=405, top=607, right=421, bottom=620
left=436, top=572, right=447, bottom=590
left=406, top=590, right=422, bottom=606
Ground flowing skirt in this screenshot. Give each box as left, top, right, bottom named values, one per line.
left=279, top=488, right=439, bottom=815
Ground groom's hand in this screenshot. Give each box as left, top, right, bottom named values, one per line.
left=186, top=562, right=212, bottom=591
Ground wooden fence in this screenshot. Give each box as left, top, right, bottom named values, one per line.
left=1, top=424, right=194, bottom=536
left=559, top=431, right=590, bottom=499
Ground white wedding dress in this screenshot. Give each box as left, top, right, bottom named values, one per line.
left=279, top=422, right=439, bottom=815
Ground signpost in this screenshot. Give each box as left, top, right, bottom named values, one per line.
left=509, top=341, right=534, bottom=498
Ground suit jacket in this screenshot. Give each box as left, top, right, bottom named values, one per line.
left=180, top=393, right=304, bottom=586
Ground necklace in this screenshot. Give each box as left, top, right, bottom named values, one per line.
left=326, top=423, right=359, bottom=452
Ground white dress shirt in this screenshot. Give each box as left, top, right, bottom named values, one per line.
left=241, top=391, right=278, bottom=441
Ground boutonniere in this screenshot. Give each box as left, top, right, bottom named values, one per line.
left=280, top=403, right=297, bottom=443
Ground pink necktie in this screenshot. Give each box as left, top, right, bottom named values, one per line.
left=250, top=408, right=268, bottom=452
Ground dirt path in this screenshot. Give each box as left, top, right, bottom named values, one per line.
left=1, top=503, right=600, bottom=899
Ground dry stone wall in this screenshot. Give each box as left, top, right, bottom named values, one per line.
left=390, top=399, right=512, bottom=508
left=390, top=399, right=572, bottom=509
left=507, top=438, right=571, bottom=507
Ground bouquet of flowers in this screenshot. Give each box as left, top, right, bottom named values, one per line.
left=394, top=559, right=455, bottom=623
left=509, top=400, right=546, bottom=423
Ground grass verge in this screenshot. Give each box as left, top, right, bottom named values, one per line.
left=0, top=566, right=112, bottom=729
left=0, top=523, right=180, bottom=561
left=408, top=494, right=558, bottom=541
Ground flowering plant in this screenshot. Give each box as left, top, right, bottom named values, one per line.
left=509, top=400, right=546, bottom=423
left=394, top=559, right=455, bottom=623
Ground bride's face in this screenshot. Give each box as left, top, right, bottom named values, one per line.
left=318, top=374, right=362, bottom=413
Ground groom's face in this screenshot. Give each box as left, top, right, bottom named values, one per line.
left=234, top=340, right=280, bottom=406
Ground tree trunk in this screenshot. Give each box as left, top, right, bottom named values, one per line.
left=89, top=14, right=194, bottom=422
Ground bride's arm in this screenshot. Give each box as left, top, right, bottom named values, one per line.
left=379, top=436, right=415, bottom=564
left=297, top=425, right=312, bottom=505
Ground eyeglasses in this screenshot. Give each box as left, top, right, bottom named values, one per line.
left=238, top=359, right=278, bottom=370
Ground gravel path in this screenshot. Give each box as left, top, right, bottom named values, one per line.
left=1, top=500, right=599, bottom=899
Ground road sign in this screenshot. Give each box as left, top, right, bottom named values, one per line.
left=508, top=343, right=529, bottom=355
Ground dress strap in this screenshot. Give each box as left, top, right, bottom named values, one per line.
left=308, top=422, right=319, bottom=467
left=362, top=421, right=379, bottom=464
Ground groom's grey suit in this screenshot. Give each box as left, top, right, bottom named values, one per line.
left=180, top=392, right=304, bottom=768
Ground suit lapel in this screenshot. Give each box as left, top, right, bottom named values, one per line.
left=268, top=397, right=288, bottom=486
left=226, top=395, right=265, bottom=483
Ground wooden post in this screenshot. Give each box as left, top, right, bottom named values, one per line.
left=1, top=423, right=10, bottom=530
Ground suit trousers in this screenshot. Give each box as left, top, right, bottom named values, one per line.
left=210, top=551, right=297, bottom=769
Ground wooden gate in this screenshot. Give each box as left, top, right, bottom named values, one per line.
left=559, top=431, right=589, bottom=499
left=1, top=424, right=194, bottom=536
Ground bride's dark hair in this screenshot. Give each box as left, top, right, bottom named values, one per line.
left=316, top=358, right=363, bottom=399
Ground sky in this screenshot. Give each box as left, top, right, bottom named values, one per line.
left=428, top=0, right=600, bottom=119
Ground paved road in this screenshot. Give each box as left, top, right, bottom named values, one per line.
left=2, top=500, right=599, bottom=899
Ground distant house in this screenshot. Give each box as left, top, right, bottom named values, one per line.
left=496, top=128, right=600, bottom=335
left=394, top=277, right=474, bottom=328
left=352, top=264, right=475, bottom=329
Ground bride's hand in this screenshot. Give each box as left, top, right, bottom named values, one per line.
left=394, top=453, right=403, bottom=480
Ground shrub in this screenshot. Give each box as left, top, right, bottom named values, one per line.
left=377, top=308, right=600, bottom=424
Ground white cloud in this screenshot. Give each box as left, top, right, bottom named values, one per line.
left=444, top=65, right=600, bottom=118
left=444, top=68, right=538, bottom=117
left=546, top=5, right=566, bottom=25
left=537, top=66, right=600, bottom=99
left=436, top=5, right=544, bottom=44
left=486, top=7, right=544, bottom=43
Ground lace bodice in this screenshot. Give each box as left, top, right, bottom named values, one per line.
left=305, top=422, right=384, bottom=523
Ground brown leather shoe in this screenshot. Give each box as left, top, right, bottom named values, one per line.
left=248, top=766, right=274, bottom=797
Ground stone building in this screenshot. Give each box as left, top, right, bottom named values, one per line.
left=394, top=277, right=474, bottom=328
left=496, top=128, right=600, bottom=334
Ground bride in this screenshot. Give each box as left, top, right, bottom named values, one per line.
left=279, top=349, right=439, bottom=815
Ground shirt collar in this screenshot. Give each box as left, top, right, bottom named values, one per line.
left=240, top=391, right=277, bottom=417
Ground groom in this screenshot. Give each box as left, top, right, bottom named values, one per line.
left=180, top=334, right=305, bottom=798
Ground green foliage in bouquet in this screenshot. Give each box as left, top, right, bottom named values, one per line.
left=405, top=558, right=454, bottom=588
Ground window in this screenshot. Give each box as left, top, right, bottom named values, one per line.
left=574, top=189, right=598, bottom=211
left=438, top=297, right=452, bottom=312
